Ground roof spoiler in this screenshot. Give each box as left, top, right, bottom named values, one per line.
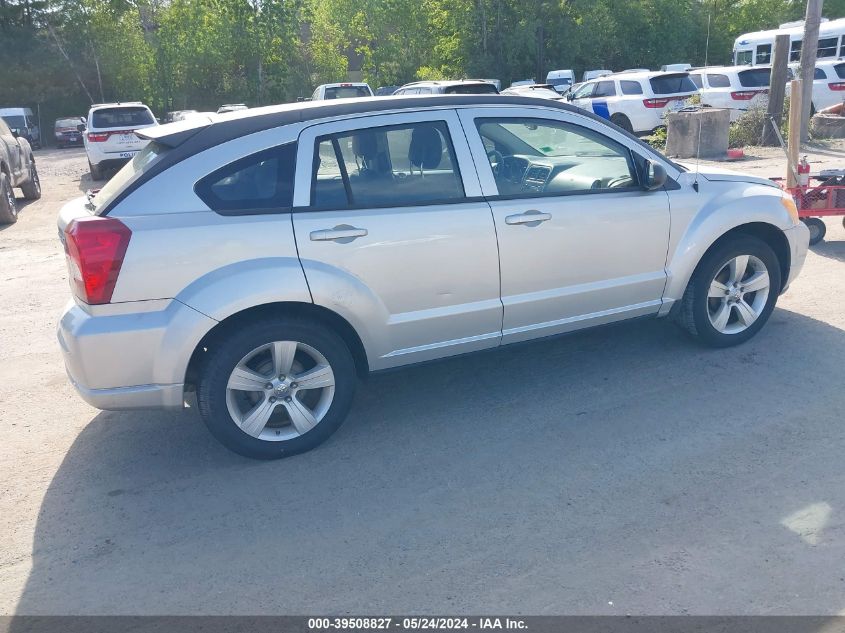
left=135, top=116, right=214, bottom=148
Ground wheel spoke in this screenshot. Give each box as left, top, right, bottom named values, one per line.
left=711, top=301, right=731, bottom=331
left=272, top=341, right=297, bottom=376
left=735, top=299, right=758, bottom=327
left=239, top=398, right=277, bottom=437
left=293, top=364, right=335, bottom=390
left=729, top=255, right=749, bottom=284
left=227, top=366, right=269, bottom=392
left=284, top=398, right=318, bottom=435
left=708, top=280, right=729, bottom=298
left=742, top=270, right=770, bottom=293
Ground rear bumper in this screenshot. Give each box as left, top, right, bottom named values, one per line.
left=57, top=298, right=217, bottom=411
left=782, top=222, right=810, bottom=292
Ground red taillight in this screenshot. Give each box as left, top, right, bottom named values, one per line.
left=87, top=132, right=109, bottom=142
left=643, top=98, right=671, bottom=108
left=829, top=82, right=845, bottom=91
left=731, top=90, right=765, bottom=100
left=63, top=217, right=132, bottom=304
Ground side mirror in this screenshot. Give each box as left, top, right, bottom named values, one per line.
left=77, top=123, right=86, bottom=132
left=10, top=128, right=19, bottom=138
left=643, top=160, right=667, bottom=190
left=565, top=93, right=573, bottom=101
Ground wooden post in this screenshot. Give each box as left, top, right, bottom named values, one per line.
left=763, top=34, right=790, bottom=146
left=800, top=0, right=823, bottom=141
left=787, top=78, right=803, bottom=187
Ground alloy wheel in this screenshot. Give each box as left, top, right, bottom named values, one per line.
left=706, top=254, right=771, bottom=335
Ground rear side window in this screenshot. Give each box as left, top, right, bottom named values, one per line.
left=312, top=121, right=464, bottom=209
left=443, top=83, right=498, bottom=94
left=323, top=86, right=371, bottom=99
left=737, top=68, right=771, bottom=87
left=593, top=81, right=616, bottom=97
left=815, top=68, right=828, bottom=80
left=706, top=73, right=731, bottom=88
left=620, top=80, right=644, bottom=95
left=649, top=74, right=697, bottom=94
left=195, top=143, right=296, bottom=214
left=91, top=107, right=154, bottom=128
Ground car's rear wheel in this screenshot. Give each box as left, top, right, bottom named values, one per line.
left=197, top=318, right=356, bottom=459
left=802, top=217, right=826, bottom=245
left=0, top=172, right=18, bottom=224
left=676, top=235, right=781, bottom=347
left=21, top=158, right=41, bottom=200
left=88, top=160, right=103, bottom=181
left=610, top=113, right=634, bottom=133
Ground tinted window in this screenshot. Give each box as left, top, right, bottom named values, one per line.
left=738, top=68, right=771, bottom=88
left=475, top=118, right=637, bottom=196
left=836, top=63, right=845, bottom=79
left=444, top=83, right=498, bottom=94
left=818, top=37, right=838, bottom=57
left=312, top=121, right=464, bottom=209
left=620, top=80, right=644, bottom=95
left=814, top=67, right=828, bottom=80
left=650, top=73, right=697, bottom=94
left=195, top=143, right=296, bottom=214
left=790, top=40, right=802, bottom=62
left=593, top=81, right=616, bottom=97
left=93, top=142, right=169, bottom=212
left=91, top=107, right=154, bottom=128
left=756, top=44, right=772, bottom=64
left=706, top=73, right=731, bottom=88
left=689, top=73, right=703, bottom=89
left=323, top=86, right=371, bottom=99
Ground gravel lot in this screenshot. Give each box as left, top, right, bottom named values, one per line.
left=1, top=146, right=844, bottom=615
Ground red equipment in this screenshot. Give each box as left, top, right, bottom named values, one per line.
left=774, top=169, right=845, bottom=245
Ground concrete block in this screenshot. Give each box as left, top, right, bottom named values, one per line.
left=665, top=108, right=731, bottom=159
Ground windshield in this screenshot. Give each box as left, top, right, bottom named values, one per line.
left=92, top=107, right=154, bottom=129
left=738, top=69, right=772, bottom=88
left=649, top=73, right=697, bottom=95
left=323, top=86, right=371, bottom=99
left=444, top=83, right=498, bottom=94
left=91, top=142, right=168, bottom=212
left=1, top=115, right=26, bottom=129
left=547, top=78, right=572, bottom=87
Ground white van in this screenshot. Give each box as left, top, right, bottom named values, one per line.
left=583, top=69, right=613, bottom=82
left=545, top=69, right=575, bottom=94
left=0, top=107, right=40, bottom=148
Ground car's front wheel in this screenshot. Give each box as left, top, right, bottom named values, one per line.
left=676, top=235, right=781, bottom=347
left=21, top=158, right=41, bottom=200
left=197, top=318, right=356, bottom=459
left=0, top=172, right=18, bottom=224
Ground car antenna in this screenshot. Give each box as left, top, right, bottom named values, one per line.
left=693, top=11, right=712, bottom=193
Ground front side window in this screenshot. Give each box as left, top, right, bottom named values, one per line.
left=818, top=37, right=838, bottom=58
left=593, top=81, right=616, bottom=97
left=475, top=118, right=638, bottom=197
left=756, top=44, right=772, bottom=65
left=311, top=121, right=464, bottom=209
left=706, top=73, right=731, bottom=88
left=195, top=143, right=296, bottom=214
left=620, top=80, right=644, bottom=95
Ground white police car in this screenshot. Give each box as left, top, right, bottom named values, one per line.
left=566, top=70, right=697, bottom=134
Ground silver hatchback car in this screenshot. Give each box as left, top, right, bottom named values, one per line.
left=57, top=95, right=809, bottom=459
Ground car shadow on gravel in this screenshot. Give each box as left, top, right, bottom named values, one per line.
left=11, top=309, right=845, bottom=615
left=812, top=238, right=845, bottom=263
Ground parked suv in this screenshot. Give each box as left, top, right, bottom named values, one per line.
left=311, top=83, right=373, bottom=100
left=788, top=60, right=845, bottom=114
left=0, top=117, right=41, bottom=223
left=689, top=66, right=777, bottom=122
left=567, top=70, right=698, bottom=134
left=83, top=102, right=157, bottom=180
left=57, top=95, right=809, bottom=459
left=393, top=80, right=498, bottom=95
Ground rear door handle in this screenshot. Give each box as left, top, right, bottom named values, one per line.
left=505, top=210, right=552, bottom=226
left=310, top=225, right=368, bottom=243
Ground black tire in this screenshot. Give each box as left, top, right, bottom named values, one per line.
left=676, top=235, right=781, bottom=348
left=197, top=317, right=356, bottom=459
left=20, top=159, right=41, bottom=200
left=610, top=113, right=634, bottom=133
left=802, top=217, right=826, bottom=245
left=88, top=160, right=103, bottom=181
left=0, top=172, right=18, bottom=224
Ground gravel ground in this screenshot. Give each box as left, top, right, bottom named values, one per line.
left=1, top=146, right=844, bottom=615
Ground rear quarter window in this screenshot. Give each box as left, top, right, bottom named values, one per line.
left=92, top=107, right=154, bottom=129
left=620, top=80, right=644, bottom=95
left=195, top=143, right=297, bottom=215
left=689, top=74, right=703, bottom=89
left=835, top=63, right=845, bottom=79
left=649, top=74, right=697, bottom=94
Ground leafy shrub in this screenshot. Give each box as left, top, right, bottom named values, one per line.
left=645, top=126, right=667, bottom=150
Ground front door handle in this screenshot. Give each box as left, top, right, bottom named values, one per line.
left=505, top=210, right=552, bottom=226
left=310, top=225, right=368, bottom=243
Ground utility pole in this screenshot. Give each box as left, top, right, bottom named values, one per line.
left=763, top=34, right=790, bottom=145
left=800, top=0, right=823, bottom=141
